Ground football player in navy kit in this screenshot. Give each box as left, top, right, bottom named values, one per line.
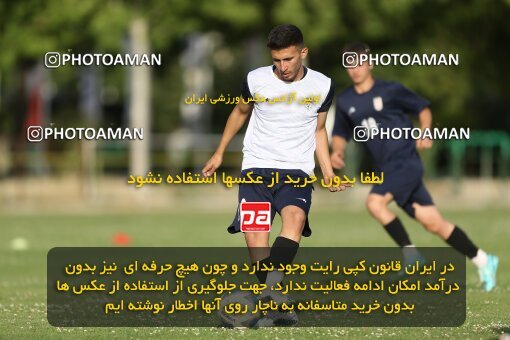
left=331, top=42, right=498, bottom=292
left=203, top=24, right=342, bottom=325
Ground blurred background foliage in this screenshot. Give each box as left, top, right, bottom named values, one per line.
left=1, top=0, right=509, bottom=134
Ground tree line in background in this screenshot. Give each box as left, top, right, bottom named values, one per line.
left=0, top=0, right=509, bottom=137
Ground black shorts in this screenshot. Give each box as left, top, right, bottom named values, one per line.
left=227, top=168, right=313, bottom=237
left=370, top=160, right=434, bottom=218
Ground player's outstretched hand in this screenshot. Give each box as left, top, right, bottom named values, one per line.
left=323, top=175, right=349, bottom=193
left=202, top=152, right=223, bottom=177
left=416, top=138, right=433, bottom=150
left=330, top=151, right=345, bottom=170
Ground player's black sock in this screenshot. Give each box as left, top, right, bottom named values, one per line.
left=262, top=236, right=299, bottom=297
left=384, top=217, right=412, bottom=247
left=445, top=226, right=478, bottom=259
left=270, top=236, right=300, bottom=267
left=252, top=257, right=271, bottom=283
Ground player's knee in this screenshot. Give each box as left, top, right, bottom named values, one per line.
left=366, top=197, right=385, bottom=218
left=282, top=206, right=306, bottom=230
left=288, top=210, right=306, bottom=227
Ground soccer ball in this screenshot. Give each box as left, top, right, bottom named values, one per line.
left=218, top=291, right=260, bottom=327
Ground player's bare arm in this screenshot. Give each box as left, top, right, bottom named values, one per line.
left=316, top=111, right=343, bottom=192
left=202, top=101, right=254, bottom=176
left=331, top=135, right=347, bottom=170
left=416, top=107, right=433, bottom=150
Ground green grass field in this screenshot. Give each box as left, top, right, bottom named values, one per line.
left=1, top=209, right=508, bottom=339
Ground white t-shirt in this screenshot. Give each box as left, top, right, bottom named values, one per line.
left=241, top=66, right=333, bottom=175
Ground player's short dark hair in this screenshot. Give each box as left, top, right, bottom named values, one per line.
left=342, top=42, right=371, bottom=56
left=267, top=24, right=304, bottom=50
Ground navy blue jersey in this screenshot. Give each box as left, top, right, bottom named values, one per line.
left=333, top=80, right=429, bottom=169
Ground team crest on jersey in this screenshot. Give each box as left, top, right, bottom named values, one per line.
left=373, top=96, right=383, bottom=111
left=348, top=106, right=356, bottom=115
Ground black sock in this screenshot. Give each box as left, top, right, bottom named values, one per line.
left=445, top=226, right=478, bottom=259
left=269, top=236, right=300, bottom=268
left=384, top=217, right=412, bottom=247
left=252, top=257, right=271, bottom=283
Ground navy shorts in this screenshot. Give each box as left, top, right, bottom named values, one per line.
left=370, top=160, right=434, bottom=218
left=227, top=168, right=314, bottom=237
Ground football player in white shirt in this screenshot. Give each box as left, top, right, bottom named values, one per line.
left=203, top=24, right=343, bottom=326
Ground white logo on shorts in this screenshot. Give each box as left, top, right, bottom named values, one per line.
left=296, top=198, right=307, bottom=203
